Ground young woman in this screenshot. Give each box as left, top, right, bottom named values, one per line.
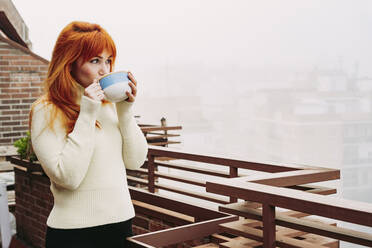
left=30, top=21, right=148, bottom=247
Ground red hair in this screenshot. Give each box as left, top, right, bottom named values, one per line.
left=30, top=21, right=117, bottom=134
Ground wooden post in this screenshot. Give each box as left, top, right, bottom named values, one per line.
left=148, top=154, right=155, bottom=193
left=229, top=167, right=238, bottom=203
left=263, top=203, right=276, bottom=248
left=0, top=181, right=11, bottom=248
left=160, top=117, right=168, bottom=147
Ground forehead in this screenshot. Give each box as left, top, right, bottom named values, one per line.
left=76, top=49, right=112, bottom=65
left=97, top=49, right=112, bottom=58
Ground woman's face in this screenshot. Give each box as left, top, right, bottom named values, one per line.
left=72, top=49, right=113, bottom=88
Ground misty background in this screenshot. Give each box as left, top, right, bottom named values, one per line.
left=12, top=1, right=372, bottom=245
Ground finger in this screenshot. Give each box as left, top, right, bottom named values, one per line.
left=126, top=91, right=135, bottom=102
left=128, top=82, right=137, bottom=96
left=87, top=82, right=100, bottom=91
left=94, top=88, right=104, bottom=95
left=92, top=79, right=102, bottom=89
left=97, top=90, right=104, bottom=96
left=98, top=93, right=105, bottom=101
left=128, top=71, right=137, bottom=86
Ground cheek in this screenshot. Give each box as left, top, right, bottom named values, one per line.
left=76, top=66, right=96, bottom=87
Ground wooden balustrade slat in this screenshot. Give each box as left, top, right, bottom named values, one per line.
left=276, top=226, right=308, bottom=238
left=287, top=184, right=337, bottom=195
left=228, top=169, right=340, bottom=187
left=146, top=134, right=180, bottom=140
left=146, top=132, right=180, bottom=136
left=149, top=141, right=181, bottom=146
left=219, top=237, right=262, bottom=248
left=298, top=233, right=340, bottom=247
left=193, top=243, right=219, bottom=248
left=154, top=171, right=206, bottom=187
left=219, top=202, right=309, bottom=220
left=129, top=186, right=226, bottom=221
left=128, top=215, right=238, bottom=247
left=250, top=169, right=340, bottom=187
left=131, top=168, right=147, bottom=174
left=207, top=180, right=372, bottom=227
left=219, top=220, right=331, bottom=248
left=219, top=202, right=372, bottom=247
left=155, top=161, right=231, bottom=178
left=219, top=220, right=263, bottom=242
left=155, top=183, right=229, bottom=205
left=130, top=167, right=212, bottom=188
left=132, top=199, right=195, bottom=223
left=127, top=176, right=148, bottom=185
left=141, top=126, right=182, bottom=132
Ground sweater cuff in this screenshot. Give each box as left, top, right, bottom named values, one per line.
left=116, top=101, right=134, bottom=119
left=80, top=96, right=102, bottom=116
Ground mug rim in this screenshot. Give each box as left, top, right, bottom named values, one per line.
left=98, top=70, right=128, bottom=81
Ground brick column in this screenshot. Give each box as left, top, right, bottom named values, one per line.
left=13, top=168, right=52, bottom=248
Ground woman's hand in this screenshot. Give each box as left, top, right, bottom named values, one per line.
left=126, top=71, right=137, bottom=102
left=84, top=79, right=105, bottom=101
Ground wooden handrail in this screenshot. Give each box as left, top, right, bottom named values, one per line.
left=207, top=179, right=372, bottom=247
left=206, top=179, right=372, bottom=227
left=148, top=146, right=302, bottom=172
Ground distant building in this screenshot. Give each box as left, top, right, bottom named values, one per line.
left=0, top=0, right=48, bottom=147
left=247, top=68, right=372, bottom=202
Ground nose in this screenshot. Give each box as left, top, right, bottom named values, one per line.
left=99, top=64, right=110, bottom=76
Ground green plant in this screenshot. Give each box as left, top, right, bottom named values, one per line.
left=13, top=131, right=37, bottom=162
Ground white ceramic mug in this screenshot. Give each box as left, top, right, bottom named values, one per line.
left=98, top=71, right=131, bottom=102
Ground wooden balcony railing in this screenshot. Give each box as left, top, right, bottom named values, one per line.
left=127, top=146, right=338, bottom=205
left=139, top=118, right=182, bottom=147
left=127, top=146, right=372, bottom=248
left=6, top=144, right=372, bottom=247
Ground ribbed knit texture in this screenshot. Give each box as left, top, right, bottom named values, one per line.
left=31, top=95, right=148, bottom=229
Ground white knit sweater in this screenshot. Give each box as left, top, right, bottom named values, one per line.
left=31, top=95, right=148, bottom=229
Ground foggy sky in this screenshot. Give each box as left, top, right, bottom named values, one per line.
left=10, top=0, right=372, bottom=211
left=12, top=0, right=372, bottom=77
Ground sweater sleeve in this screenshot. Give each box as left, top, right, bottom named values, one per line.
left=115, top=101, right=148, bottom=170
left=31, top=96, right=101, bottom=190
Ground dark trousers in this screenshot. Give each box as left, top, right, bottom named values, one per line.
left=45, top=219, right=133, bottom=248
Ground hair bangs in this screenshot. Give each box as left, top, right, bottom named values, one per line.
left=79, top=30, right=117, bottom=66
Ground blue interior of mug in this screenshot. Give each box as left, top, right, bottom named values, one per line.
left=99, top=72, right=129, bottom=90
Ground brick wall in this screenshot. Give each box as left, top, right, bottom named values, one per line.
left=0, top=37, right=48, bottom=146
left=13, top=168, right=52, bottom=248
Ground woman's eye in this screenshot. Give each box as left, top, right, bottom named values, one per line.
left=90, top=59, right=99, bottom=64
left=106, top=59, right=112, bottom=64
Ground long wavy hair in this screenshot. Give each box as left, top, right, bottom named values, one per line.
left=30, top=21, right=117, bottom=134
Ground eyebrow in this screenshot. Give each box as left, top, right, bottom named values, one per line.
left=96, top=55, right=113, bottom=59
